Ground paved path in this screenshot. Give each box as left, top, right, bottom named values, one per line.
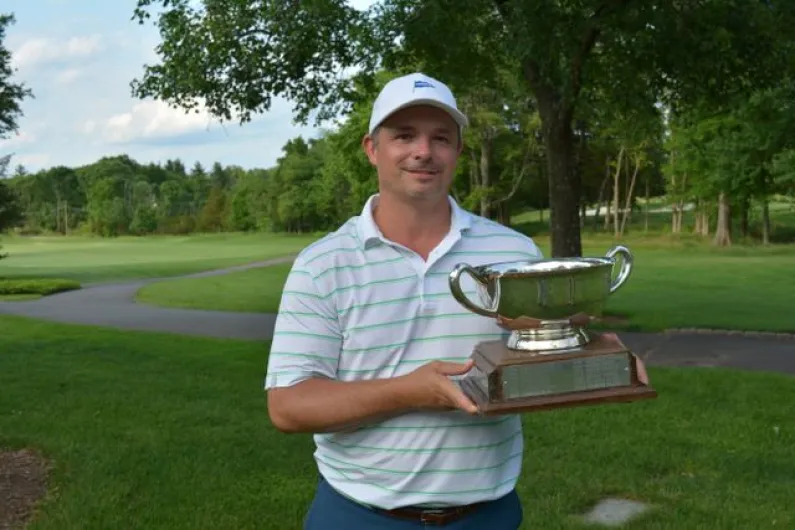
left=0, top=256, right=296, bottom=342
left=0, top=256, right=793, bottom=374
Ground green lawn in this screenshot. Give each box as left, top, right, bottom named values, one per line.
left=136, top=236, right=795, bottom=334
left=136, top=262, right=293, bottom=314
left=0, top=232, right=318, bottom=284
left=1, top=315, right=793, bottom=529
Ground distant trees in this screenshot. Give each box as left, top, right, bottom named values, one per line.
left=4, top=70, right=793, bottom=246
left=130, top=0, right=795, bottom=256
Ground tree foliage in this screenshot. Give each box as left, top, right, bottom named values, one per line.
left=130, top=0, right=795, bottom=256
left=0, top=14, right=33, bottom=141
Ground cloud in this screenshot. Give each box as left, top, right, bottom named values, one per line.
left=12, top=35, right=102, bottom=70
left=101, top=100, right=224, bottom=144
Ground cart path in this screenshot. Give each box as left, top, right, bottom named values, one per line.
left=0, top=255, right=793, bottom=374
left=0, top=255, right=297, bottom=342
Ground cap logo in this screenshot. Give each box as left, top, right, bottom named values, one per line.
left=413, top=80, right=434, bottom=91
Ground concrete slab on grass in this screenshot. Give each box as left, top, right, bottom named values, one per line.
left=580, top=498, right=652, bottom=527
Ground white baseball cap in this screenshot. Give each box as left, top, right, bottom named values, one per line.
left=368, top=72, right=469, bottom=135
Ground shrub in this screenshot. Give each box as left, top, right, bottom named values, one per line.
left=0, top=278, right=81, bottom=296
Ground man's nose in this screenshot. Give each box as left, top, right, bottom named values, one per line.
left=413, top=137, right=432, bottom=159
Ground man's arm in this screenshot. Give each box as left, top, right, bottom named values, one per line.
left=264, top=258, right=478, bottom=434
left=267, top=360, right=478, bottom=434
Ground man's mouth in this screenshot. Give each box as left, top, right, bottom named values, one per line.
left=404, top=168, right=439, bottom=176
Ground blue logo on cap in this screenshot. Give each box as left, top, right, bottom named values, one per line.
left=413, top=80, right=434, bottom=90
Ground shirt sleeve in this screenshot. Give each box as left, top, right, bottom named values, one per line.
left=264, top=259, right=342, bottom=390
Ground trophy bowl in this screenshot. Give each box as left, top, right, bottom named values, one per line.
left=449, top=245, right=633, bottom=352
left=447, top=245, right=655, bottom=415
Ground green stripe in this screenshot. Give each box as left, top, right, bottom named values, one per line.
left=339, top=292, right=449, bottom=312
left=345, top=312, right=472, bottom=332
left=266, top=369, right=309, bottom=377
left=322, top=430, right=520, bottom=453
left=301, top=232, right=357, bottom=256
left=446, top=250, right=538, bottom=257
left=272, top=331, right=339, bottom=341
left=464, top=232, right=531, bottom=240
left=336, top=357, right=468, bottom=374
left=354, top=416, right=511, bottom=432
left=323, top=469, right=518, bottom=496
left=280, top=311, right=337, bottom=321
left=304, top=246, right=361, bottom=265
left=268, top=351, right=337, bottom=361
left=314, top=256, right=405, bottom=279
left=287, top=275, right=418, bottom=300
left=341, top=333, right=505, bottom=354
left=327, top=275, right=416, bottom=298
left=317, top=450, right=522, bottom=476
left=282, top=289, right=322, bottom=299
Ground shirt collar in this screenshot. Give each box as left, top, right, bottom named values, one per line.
left=355, top=193, right=472, bottom=250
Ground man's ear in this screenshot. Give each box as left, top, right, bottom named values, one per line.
left=362, top=133, right=378, bottom=165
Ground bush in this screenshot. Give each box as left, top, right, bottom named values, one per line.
left=0, top=278, right=81, bottom=296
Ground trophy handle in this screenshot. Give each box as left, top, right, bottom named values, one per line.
left=605, top=245, right=633, bottom=294
left=448, top=263, right=500, bottom=318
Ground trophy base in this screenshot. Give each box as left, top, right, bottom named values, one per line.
left=456, top=331, right=657, bottom=415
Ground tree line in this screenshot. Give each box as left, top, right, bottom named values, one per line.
left=1, top=67, right=793, bottom=246
left=129, top=0, right=795, bottom=256
left=2, top=3, right=795, bottom=250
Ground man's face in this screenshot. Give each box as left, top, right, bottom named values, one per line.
left=363, top=105, right=462, bottom=203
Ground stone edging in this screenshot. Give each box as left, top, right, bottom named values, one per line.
left=665, top=328, right=795, bottom=340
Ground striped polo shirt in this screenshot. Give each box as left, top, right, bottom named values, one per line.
left=265, top=193, right=543, bottom=510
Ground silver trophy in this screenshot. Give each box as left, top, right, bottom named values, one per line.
left=448, top=245, right=656, bottom=415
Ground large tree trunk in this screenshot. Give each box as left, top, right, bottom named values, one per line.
left=714, top=192, right=732, bottom=247
left=535, top=97, right=581, bottom=256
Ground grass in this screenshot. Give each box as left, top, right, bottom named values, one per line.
left=0, top=278, right=81, bottom=296
left=0, top=315, right=792, bottom=529
left=0, top=232, right=317, bottom=284
left=136, top=263, right=293, bottom=314
left=135, top=235, right=795, bottom=334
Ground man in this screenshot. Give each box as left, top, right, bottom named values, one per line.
left=265, top=72, right=543, bottom=529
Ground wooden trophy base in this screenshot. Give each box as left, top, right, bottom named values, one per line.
left=455, top=331, right=657, bottom=415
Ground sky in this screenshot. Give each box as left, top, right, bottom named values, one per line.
left=0, top=0, right=374, bottom=174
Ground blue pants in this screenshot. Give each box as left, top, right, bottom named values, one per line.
left=303, top=477, right=523, bottom=529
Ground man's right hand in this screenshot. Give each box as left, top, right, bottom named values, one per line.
left=397, top=360, right=479, bottom=415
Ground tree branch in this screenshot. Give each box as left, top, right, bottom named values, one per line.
left=567, top=0, right=633, bottom=109
left=492, top=139, right=534, bottom=206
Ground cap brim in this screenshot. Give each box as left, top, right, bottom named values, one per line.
left=370, top=99, right=469, bottom=134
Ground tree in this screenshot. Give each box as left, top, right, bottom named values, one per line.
left=0, top=13, right=32, bottom=260
left=130, top=0, right=795, bottom=256
left=0, top=14, right=33, bottom=140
